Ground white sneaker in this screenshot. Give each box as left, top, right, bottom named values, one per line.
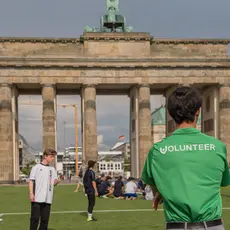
left=102, top=195, right=108, bottom=199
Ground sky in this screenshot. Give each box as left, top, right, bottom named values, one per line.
left=2, top=0, right=230, bottom=152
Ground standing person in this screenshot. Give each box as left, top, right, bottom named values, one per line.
left=83, top=160, right=98, bottom=222
left=142, top=86, right=230, bottom=230
left=29, top=149, right=59, bottom=230
left=74, top=161, right=87, bottom=193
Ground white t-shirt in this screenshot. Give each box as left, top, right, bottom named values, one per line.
left=145, top=185, right=154, bottom=200
left=125, top=181, right=137, bottom=194
left=29, top=163, right=57, bottom=204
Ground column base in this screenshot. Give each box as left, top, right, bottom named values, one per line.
left=0, top=180, right=18, bottom=185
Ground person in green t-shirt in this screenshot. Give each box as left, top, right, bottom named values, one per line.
left=142, top=86, right=230, bottom=230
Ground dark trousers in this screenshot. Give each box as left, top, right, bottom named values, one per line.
left=30, top=202, right=51, bottom=230
left=87, top=193, right=95, bottom=214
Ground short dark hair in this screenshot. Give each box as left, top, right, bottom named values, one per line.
left=167, top=86, right=202, bottom=125
left=106, top=176, right=112, bottom=181
left=43, top=149, right=57, bottom=156
left=88, top=160, right=97, bottom=168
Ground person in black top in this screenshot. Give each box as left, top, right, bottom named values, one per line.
left=98, top=176, right=113, bottom=198
left=95, top=173, right=105, bottom=191
left=83, top=160, right=98, bottom=221
left=113, top=176, right=124, bottom=199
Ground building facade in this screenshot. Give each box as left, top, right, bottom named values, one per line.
left=35, top=147, right=123, bottom=177
left=151, top=106, right=202, bottom=144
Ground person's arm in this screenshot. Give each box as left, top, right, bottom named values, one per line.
left=28, top=166, right=36, bottom=202
left=53, top=169, right=59, bottom=186
left=28, top=180, right=34, bottom=198
left=91, top=171, right=98, bottom=196
left=221, top=145, right=230, bottom=187
left=141, top=147, right=163, bottom=210
left=141, top=148, right=157, bottom=191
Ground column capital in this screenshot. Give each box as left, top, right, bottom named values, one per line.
left=137, top=83, right=150, bottom=88
left=41, top=83, right=56, bottom=88
left=0, top=83, right=12, bottom=88
left=219, top=83, right=230, bottom=88
left=81, top=84, right=97, bottom=89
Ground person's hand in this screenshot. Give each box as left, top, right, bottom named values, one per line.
left=54, top=179, right=60, bottom=186
left=152, top=191, right=163, bottom=211
left=30, top=192, right=35, bottom=202
left=95, top=191, right=99, bottom=197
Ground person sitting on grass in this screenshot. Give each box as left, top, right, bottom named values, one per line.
left=137, top=178, right=145, bottom=194
left=95, top=173, right=105, bottom=192
left=113, top=176, right=124, bottom=199
left=98, top=176, right=114, bottom=198
left=124, top=177, right=137, bottom=200
left=144, top=185, right=154, bottom=200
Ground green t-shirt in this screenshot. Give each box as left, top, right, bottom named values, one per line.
left=142, top=127, right=230, bottom=223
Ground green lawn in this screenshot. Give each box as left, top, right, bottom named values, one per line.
left=0, top=185, right=230, bottom=230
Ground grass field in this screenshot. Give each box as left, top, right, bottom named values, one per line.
left=0, top=185, right=230, bottom=230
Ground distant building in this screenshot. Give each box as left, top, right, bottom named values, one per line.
left=151, top=106, right=201, bottom=143
left=35, top=146, right=123, bottom=177
left=110, top=142, right=131, bottom=174
left=18, top=134, right=36, bottom=170
left=151, top=106, right=166, bottom=143
left=110, top=142, right=130, bottom=161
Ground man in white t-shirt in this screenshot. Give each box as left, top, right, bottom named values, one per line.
left=29, top=149, right=59, bottom=230
left=124, top=177, right=137, bottom=200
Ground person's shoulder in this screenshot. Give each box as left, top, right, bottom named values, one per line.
left=199, top=132, right=226, bottom=150
left=32, top=163, right=40, bottom=169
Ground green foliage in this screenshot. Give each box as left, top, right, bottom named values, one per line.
left=21, top=160, right=36, bottom=176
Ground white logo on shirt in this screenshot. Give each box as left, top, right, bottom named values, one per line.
left=159, top=144, right=216, bottom=155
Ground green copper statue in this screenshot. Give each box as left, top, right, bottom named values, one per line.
left=84, top=0, right=133, bottom=32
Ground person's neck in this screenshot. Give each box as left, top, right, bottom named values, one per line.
left=41, top=159, right=49, bottom=165
left=177, top=122, right=196, bottom=129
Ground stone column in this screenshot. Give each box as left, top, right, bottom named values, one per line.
left=219, top=84, right=230, bottom=160
left=129, top=86, right=139, bottom=178
left=138, top=84, right=152, bottom=176
left=0, top=84, right=13, bottom=183
left=12, top=86, right=19, bottom=182
left=41, top=84, right=57, bottom=166
left=202, top=86, right=219, bottom=138
left=81, top=88, right=85, bottom=163
left=81, top=85, right=98, bottom=163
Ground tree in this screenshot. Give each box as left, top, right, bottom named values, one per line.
left=21, top=160, right=36, bottom=176
left=124, top=157, right=131, bottom=172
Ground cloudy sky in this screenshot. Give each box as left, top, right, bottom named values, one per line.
left=1, top=0, right=230, bottom=152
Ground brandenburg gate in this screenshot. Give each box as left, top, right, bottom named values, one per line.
left=1, top=0, right=230, bottom=183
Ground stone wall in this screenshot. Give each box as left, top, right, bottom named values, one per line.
left=151, top=42, right=228, bottom=57
left=0, top=41, right=83, bottom=58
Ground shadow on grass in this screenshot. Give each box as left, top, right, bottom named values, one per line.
left=222, top=194, right=230, bottom=199
left=79, top=212, right=87, bottom=217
